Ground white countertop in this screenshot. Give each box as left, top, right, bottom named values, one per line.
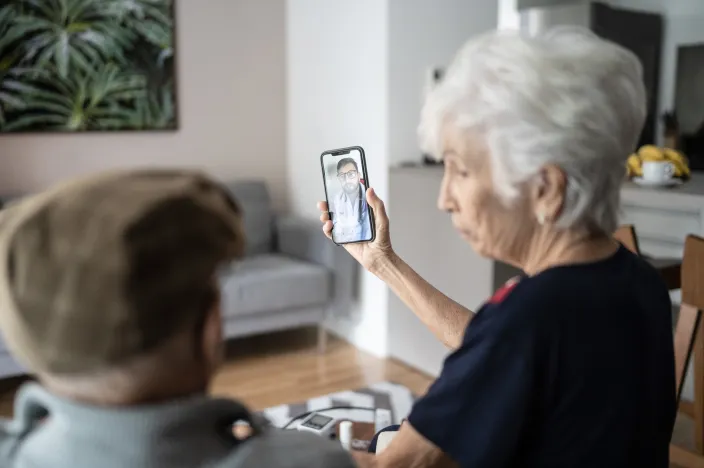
left=622, top=174, right=704, bottom=209
left=623, top=173, right=704, bottom=197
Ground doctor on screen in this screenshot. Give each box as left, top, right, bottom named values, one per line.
left=330, top=157, right=371, bottom=243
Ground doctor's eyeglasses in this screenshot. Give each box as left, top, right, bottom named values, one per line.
left=337, top=170, right=358, bottom=181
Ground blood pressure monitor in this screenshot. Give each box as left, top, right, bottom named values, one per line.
left=296, top=413, right=338, bottom=437
left=289, top=407, right=387, bottom=447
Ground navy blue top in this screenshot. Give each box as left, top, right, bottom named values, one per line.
left=408, top=246, right=676, bottom=467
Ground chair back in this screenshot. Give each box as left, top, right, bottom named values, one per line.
left=674, top=235, right=704, bottom=402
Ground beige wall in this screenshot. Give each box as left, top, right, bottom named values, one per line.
left=0, top=0, right=288, bottom=208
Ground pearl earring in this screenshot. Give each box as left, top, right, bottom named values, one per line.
left=537, top=211, right=546, bottom=225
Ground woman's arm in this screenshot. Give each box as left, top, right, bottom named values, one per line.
left=372, top=253, right=474, bottom=350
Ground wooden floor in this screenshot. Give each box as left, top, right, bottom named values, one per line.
left=0, top=328, right=433, bottom=418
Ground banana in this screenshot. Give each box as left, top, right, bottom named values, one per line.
left=663, top=148, right=691, bottom=179
left=626, top=154, right=642, bottom=177
left=681, top=162, right=691, bottom=178
left=664, top=148, right=689, bottom=165
left=638, top=145, right=665, bottom=162
left=626, top=154, right=638, bottom=168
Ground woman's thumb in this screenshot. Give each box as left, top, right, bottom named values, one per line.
left=366, top=187, right=387, bottom=219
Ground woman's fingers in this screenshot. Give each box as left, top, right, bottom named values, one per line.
left=322, top=220, right=333, bottom=238
left=317, top=201, right=333, bottom=239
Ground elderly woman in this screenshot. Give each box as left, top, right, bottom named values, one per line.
left=319, top=28, right=675, bottom=468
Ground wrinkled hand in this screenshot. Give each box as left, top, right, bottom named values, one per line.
left=318, top=187, right=394, bottom=274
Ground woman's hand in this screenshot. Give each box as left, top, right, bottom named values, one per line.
left=318, top=187, right=394, bottom=274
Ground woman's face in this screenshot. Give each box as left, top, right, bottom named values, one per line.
left=437, top=125, right=536, bottom=266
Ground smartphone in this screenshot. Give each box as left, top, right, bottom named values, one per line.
left=320, top=146, right=375, bottom=245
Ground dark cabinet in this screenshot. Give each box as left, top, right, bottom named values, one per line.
left=590, top=2, right=663, bottom=148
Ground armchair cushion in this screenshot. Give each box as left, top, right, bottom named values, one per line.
left=220, top=254, right=330, bottom=317
left=275, top=215, right=357, bottom=318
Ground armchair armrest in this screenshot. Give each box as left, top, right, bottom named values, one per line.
left=274, top=215, right=356, bottom=318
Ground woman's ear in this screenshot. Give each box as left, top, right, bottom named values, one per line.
left=532, top=165, right=567, bottom=223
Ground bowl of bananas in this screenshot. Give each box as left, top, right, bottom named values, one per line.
left=626, top=145, right=690, bottom=187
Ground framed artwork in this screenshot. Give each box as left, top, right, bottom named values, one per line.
left=0, top=0, right=177, bottom=133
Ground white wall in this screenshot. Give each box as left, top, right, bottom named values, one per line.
left=286, top=0, right=390, bottom=356
left=499, top=0, right=522, bottom=30
left=0, top=0, right=288, bottom=208
left=521, top=2, right=591, bottom=34
left=668, top=0, right=704, bottom=16
left=387, top=0, right=498, bottom=167
left=286, top=0, right=498, bottom=356
left=383, top=0, right=498, bottom=371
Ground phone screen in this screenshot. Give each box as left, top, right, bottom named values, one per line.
left=321, top=147, right=374, bottom=244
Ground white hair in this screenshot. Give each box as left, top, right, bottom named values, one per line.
left=419, top=27, right=646, bottom=234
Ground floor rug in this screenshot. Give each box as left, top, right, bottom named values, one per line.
left=261, top=381, right=415, bottom=429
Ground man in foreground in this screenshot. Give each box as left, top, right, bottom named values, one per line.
left=0, top=170, right=354, bottom=468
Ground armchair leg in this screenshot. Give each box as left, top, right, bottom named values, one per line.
left=317, top=323, right=328, bottom=354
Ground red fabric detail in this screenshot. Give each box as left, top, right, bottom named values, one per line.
left=488, top=277, right=520, bottom=305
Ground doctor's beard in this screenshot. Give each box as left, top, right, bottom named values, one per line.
left=343, top=182, right=358, bottom=194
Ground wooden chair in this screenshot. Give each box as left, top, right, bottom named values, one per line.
left=613, top=227, right=704, bottom=466
left=669, top=235, right=704, bottom=468
left=614, top=224, right=682, bottom=290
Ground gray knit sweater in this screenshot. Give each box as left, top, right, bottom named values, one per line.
left=0, top=383, right=355, bottom=467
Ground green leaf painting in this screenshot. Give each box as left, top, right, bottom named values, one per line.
left=0, top=0, right=176, bottom=132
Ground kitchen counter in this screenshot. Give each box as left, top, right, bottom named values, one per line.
left=620, top=175, right=704, bottom=260
left=622, top=173, right=704, bottom=208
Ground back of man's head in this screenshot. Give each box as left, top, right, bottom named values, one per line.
left=0, top=170, right=244, bottom=402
